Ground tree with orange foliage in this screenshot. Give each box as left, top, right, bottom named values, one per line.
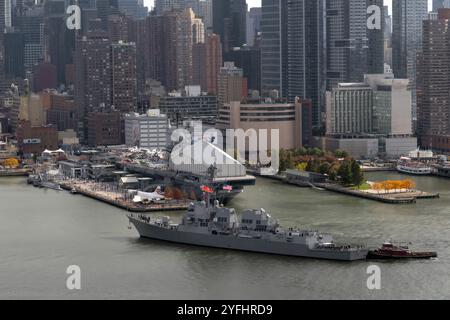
left=2, top=158, right=20, bottom=168
left=372, top=179, right=417, bottom=193
left=164, top=187, right=174, bottom=199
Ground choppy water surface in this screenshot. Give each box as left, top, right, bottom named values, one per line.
left=0, top=172, right=449, bottom=299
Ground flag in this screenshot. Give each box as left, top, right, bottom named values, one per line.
left=200, top=185, right=214, bottom=194
left=223, top=185, right=233, bottom=192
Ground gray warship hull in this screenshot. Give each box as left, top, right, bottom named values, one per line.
left=128, top=216, right=368, bottom=261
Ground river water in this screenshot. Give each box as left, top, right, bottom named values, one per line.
left=0, top=172, right=449, bottom=300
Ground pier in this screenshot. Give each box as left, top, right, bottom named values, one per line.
left=314, top=183, right=440, bottom=204
left=60, top=181, right=190, bottom=213
left=0, top=169, right=31, bottom=177
left=253, top=170, right=440, bottom=205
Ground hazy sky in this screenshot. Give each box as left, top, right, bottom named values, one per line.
left=144, top=0, right=433, bottom=12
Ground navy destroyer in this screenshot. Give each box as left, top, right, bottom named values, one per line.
left=128, top=195, right=368, bottom=261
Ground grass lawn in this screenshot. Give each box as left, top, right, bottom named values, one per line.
left=351, top=183, right=371, bottom=191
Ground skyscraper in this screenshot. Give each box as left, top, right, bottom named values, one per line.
left=212, top=0, right=247, bottom=54
left=246, top=7, right=261, bottom=46
left=192, top=33, right=222, bottom=94
left=17, top=7, right=45, bottom=75
left=417, top=9, right=450, bottom=152
left=111, top=41, right=137, bottom=113
left=260, top=0, right=287, bottom=97
left=326, top=0, right=384, bottom=90
left=3, top=31, right=25, bottom=78
left=392, top=0, right=428, bottom=78
left=154, top=0, right=213, bottom=34
left=287, top=0, right=325, bottom=128
left=154, top=0, right=184, bottom=14
left=226, top=46, right=260, bottom=92
left=261, top=0, right=325, bottom=128
left=117, top=0, right=148, bottom=19
left=96, top=0, right=119, bottom=30
left=0, top=0, right=12, bottom=32
left=145, top=8, right=202, bottom=91
left=74, top=32, right=112, bottom=143
left=218, top=62, right=246, bottom=111
left=44, top=0, right=75, bottom=86
left=392, top=0, right=428, bottom=122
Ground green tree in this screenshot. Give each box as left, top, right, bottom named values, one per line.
left=351, top=159, right=365, bottom=186
left=319, top=162, right=330, bottom=175
left=279, top=149, right=294, bottom=172
left=279, top=149, right=287, bottom=172
left=310, top=148, right=324, bottom=157
left=338, top=161, right=352, bottom=186
left=334, top=149, right=349, bottom=159
left=306, top=159, right=320, bottom=173
left=286, top=151, right=294, bottom=170
left=328, top=163, right=340, bottom=181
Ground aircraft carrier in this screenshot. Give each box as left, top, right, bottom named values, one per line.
left=121, top=142, right=256, bottom=204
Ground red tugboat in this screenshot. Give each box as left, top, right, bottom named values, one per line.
left=368, top=242, right=438, bottom=260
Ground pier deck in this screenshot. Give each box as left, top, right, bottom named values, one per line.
left=250, top=172, right=440, bottom=204
left=60, top=182, right=190, bottom=213
left=0, top=169, right=31, bottom=177
left=314, top=183, right=439, bottom=204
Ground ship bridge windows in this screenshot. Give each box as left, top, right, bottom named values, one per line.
left=242, top=219, right=253, bottom=224
left=198, top=218, right=209, bottom=227
left=218, top=217, right=228, bottom=223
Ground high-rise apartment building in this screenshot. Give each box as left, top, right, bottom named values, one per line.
left=74, top=32, right=138, bottom=144
left=111, top=41, right=137, bottom=113
left=417, top=9, right=450, bottom=153
left=192, top=33, right=222, bottom=95
left=218, top=62, right=247, bottom=110
left=145, top=8, right=202, bottom=91
left=75, top=34, right=112, bottom=114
